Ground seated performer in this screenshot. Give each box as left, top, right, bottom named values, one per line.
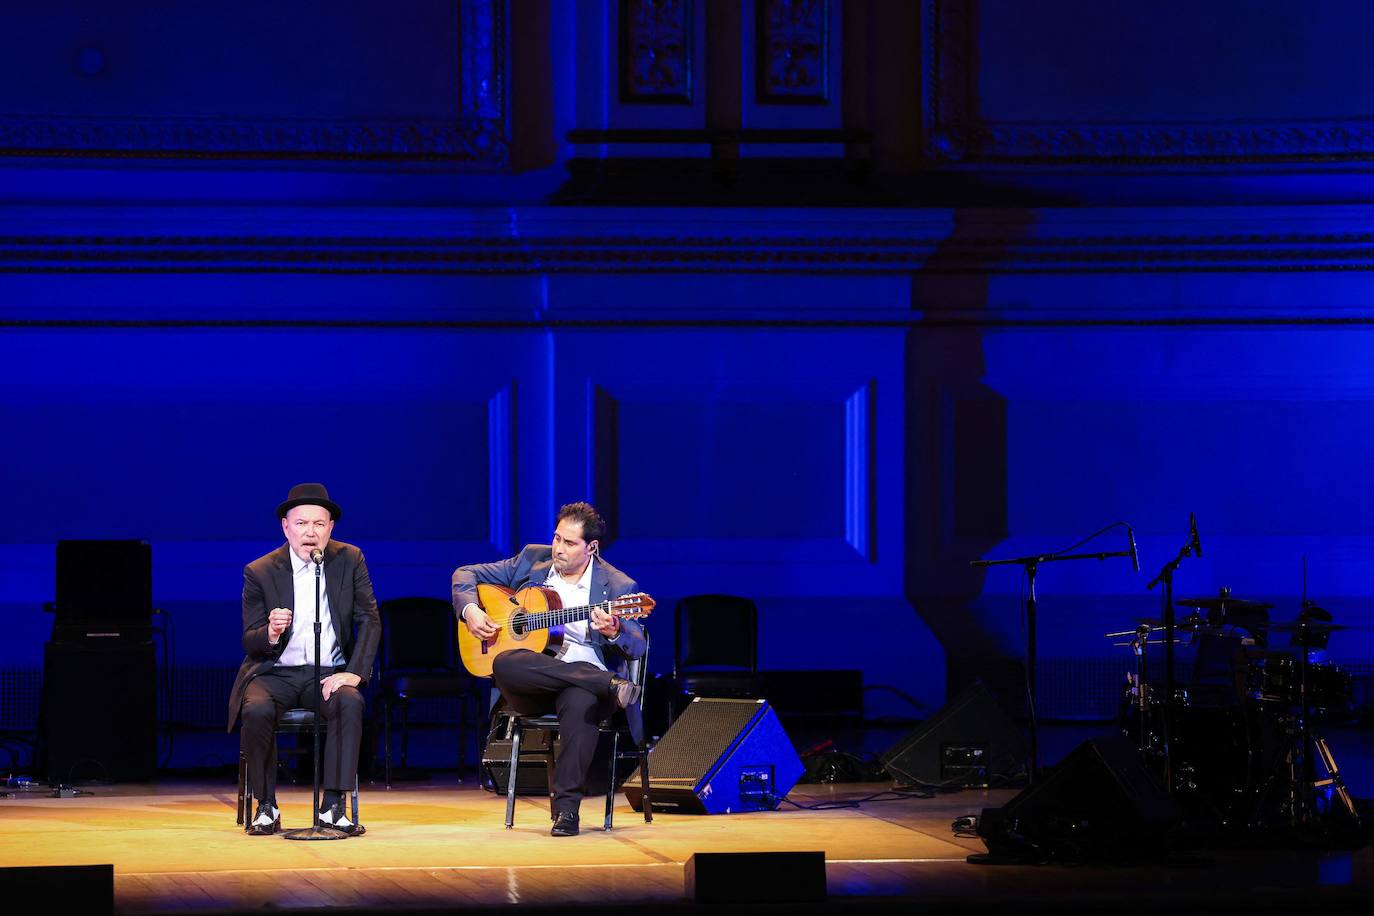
left=453, top=501, right=645, bottom=837
left=228, top=483, right=381, bottom=835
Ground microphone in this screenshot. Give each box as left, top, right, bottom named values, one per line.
left=1189, top=512, right=1203, bottom=558
left=310, top=548, right=323, bottom=565
left=1127, top=525, right=1140, bottom=573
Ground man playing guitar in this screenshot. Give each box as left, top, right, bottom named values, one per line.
left=452, top=502, right=647, bottom=837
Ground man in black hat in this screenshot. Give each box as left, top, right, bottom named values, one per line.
left=228, top=483, right=381, bottom=835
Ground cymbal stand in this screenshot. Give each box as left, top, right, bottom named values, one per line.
left=1130, top=624, right=1151, bottom=751
left=972, top=545, right=1133, bottom=784
left=1145, top=521, right=1201, bottom=793
left=1290, top=624, right=1358, bottom=828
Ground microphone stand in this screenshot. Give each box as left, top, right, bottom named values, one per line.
left=283, top=551, right=348, bottom=841
left=1144, top=525, right=1199, bottom=794
left=971, top=544, right=1133, bottom=784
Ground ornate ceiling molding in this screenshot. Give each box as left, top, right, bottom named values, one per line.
left=8, top=220, right=1374, bottom=274
left=921, top=0, right=1374, bottom=164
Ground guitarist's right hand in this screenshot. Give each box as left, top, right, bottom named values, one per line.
left=461, top=603, right=500, bottom=640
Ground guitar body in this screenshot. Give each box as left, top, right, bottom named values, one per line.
left=457, top=581, right=654, bottom=677
left=458, top=582, right=564, bottom=678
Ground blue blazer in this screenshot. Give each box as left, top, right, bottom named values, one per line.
left=452, top=544, right=648, bottom=743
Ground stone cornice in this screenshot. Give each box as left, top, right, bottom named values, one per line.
left=0, top=115, right=508, bottom=164
left=7, top=205, right=1374, bottom=276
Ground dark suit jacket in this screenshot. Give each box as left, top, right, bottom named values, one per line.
left=452, top=544, right=648, bottom=742
left=227, top=540, right=382, bottom=732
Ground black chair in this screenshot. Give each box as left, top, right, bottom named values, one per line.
left=378, top=597, right=485, bottom=787
left=235, top=707, right=360, bottom=831
left=671, top=594, right=760, bottom=718
left=501, top=638, right=653, bottom=831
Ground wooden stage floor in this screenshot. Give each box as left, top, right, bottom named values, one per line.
left=2, top=778, right=1373, bottom=914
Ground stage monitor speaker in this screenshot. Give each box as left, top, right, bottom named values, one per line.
left=624, top=697, right=802, bottom=815
left=880, top=680, right=1026, bottom=787
left=42, top=641, right=156, bottom=783
left=0, top=865, right=113, bottom=915
left=685, top=851, right=826, bottom=904
left=974, top=733, right=1180, bottom=863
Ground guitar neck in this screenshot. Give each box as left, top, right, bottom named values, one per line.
left=522, top=600, right=616, bottom=633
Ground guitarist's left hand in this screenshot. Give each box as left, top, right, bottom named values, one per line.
left=590, top=607, right=621, bottom=639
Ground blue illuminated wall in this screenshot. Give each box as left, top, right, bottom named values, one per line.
left=6, top=1, right=1374, bottom=750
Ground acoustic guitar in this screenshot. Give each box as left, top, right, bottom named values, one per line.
left=457, top=581, right=654, bottom=677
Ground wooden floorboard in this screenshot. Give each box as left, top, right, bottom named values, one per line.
left=0, top=779, right=1369, bottom=913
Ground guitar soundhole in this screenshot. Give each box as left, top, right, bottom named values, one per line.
left=509, top=613, right=527, bottom=638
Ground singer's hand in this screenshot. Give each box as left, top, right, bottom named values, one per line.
left=267, top=607, right=293, bottom=643
left=462, top=605, right=500, bottom=640
left=320, top=671, right=361, bottom=700
left=590, top=607, right=620, bottom=638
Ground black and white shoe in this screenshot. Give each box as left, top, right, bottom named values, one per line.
left=246, top=802, right=280, bottom=836
left=318, top=799, right=363, bottom=836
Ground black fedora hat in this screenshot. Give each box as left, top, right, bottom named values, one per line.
left=276, top=482, right=342, bottom=520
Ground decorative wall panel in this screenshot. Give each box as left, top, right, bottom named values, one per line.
left=619, top=0, right=694, bottom=103
left=755, top=0, right=829, bottom=104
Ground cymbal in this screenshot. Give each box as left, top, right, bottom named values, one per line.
left=1136, top=614, right=1225, bottom=631
left=1256, top=620, right=1354, bottom=633
left=1175, top=596, right=1273, bottom=612
left=1105, top=618, right=1230, bottom=640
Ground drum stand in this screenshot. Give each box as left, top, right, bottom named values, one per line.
left=1309, top=735, right=1357, bottom=824
left=1145, top=516, right=1202, bottom=793
left=1247, top=635, right=1359, bottom=831
left=1290, top=632, right=1358, bottom=828
left=1104, top=623, right=1159, bottom=752
left=1128, top=624, right=1152, bottom=752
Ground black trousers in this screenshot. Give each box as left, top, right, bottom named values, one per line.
left=491, top=649, right=616, bottom=816
left=240, top=665, right=364, bottom=803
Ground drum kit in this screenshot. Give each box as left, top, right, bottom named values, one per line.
left=1108, top=587, right=1360, bottom=834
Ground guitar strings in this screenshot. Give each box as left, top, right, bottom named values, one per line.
left=518, top=599, right=647, bottom=629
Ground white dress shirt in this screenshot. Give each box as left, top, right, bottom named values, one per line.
left=276, top=549, right=346, bottom=668
left=545, top=556, right=609, bottom=671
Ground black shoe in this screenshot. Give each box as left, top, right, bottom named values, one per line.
left=550, top=811, right=580, bottom=837
left=246, top=802, right=280, bottom=836
left=319, top=798, right=362, bottom=836
left=610, top=676, right=641, bottom=710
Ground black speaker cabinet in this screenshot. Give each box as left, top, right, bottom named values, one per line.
left=54, top=540, right=152, bottom=627
left=480, top=718, right=625, bottom=797
left=481, top=725, right=562, bottom=796
left=975, top=733, right=1180, bottom=863
left=624, top=697, right=802, bottom=815
left=41, top=641, right=156, bottom=783
left=0, top=865, right=113, bottom=915
left=685, top=852, right=826, bottom=904
left=880, top=681, right=1027, bottom=787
